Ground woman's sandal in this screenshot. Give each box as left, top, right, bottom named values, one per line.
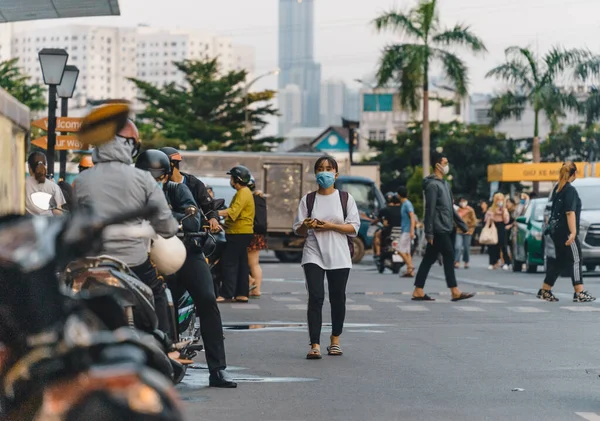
left=402, top=267, right=415, bottom=278
left=306, top=347, right=322, bottom=360
left=327, top=344, right=343, bottom=356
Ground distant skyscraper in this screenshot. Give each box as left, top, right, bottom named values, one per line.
left=278, top=84, right=303, bottom=136
left=278, top=0, right=321, bottom=133
left=320, top=79, right=346, bottom=127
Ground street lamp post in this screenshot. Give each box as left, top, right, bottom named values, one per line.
left=56, top=65, right=80, bottom=181
left=38, top=48, right=69, bottom=180
left=243, top=68, right=279, bottom=148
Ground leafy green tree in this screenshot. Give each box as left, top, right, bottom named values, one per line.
left=372, top=0, right=486, bottom=177
left=369, top=121, right=521, bottom=203
left=129, top=59, right=281, bottom=151
left=486, top=46, right=596, bottom=171
left=0, top=58, right=46, bottom=111
left=541, top=124, right=600, bottom=162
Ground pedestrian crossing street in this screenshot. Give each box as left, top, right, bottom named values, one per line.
left=220, top=294, right=600, bottom=314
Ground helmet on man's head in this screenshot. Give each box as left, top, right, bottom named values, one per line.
left=135, top=149, right=171, bottom=179
left=159, top=147, right=182, bottom=163
left=247, top=176, right=256, bottom=191
left=117, top=119, right=141, bottom=158
left=227, top=165, right=252, bottom=186
left=78, top=155, right=94, bottom=172
left=385, top=191, right=396, bottom=203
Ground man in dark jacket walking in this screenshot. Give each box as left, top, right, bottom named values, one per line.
left=412, top=153, right=474, bottom=302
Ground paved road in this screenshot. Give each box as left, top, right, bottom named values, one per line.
left=180, top=254, right=600, bottom=421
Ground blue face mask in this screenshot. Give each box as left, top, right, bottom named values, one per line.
left=316, top=171, right=336, bottom=189
left=157, top=181, right=163, bottom=189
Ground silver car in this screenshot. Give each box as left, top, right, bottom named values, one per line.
left=543, top=178, right=600, bottom=272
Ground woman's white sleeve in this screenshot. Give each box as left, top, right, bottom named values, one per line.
left=292, top=195, right=308, bottom=235
left=345, top=194, right=361, bottom=237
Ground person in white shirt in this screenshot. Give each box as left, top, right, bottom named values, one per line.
left=293, top=157, right=361, bottom=360
left=25, top=152, right=65, bottom=216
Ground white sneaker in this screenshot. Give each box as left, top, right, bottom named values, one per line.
left=502, top=264, right=510, bottom=271
left=488, top=265, right=495, bottom=270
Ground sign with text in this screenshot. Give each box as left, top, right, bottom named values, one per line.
left=31, top=135, right=88, bottom=151
left=31, top=117, right=83, bottom=133
left=487, top=162, right=596, bottom=182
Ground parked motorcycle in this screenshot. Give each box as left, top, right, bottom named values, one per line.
left=0, top=207, right=184, bottom=421
left=376, top=227, right=405, bottom=274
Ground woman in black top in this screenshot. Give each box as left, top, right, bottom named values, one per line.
left=538, top=162, right=595, bottom=302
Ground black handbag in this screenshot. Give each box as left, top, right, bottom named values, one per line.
left=544, top=187, right=562, bottom=237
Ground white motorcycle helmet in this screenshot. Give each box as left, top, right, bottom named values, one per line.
left=150, top=235, right=187, bottom=275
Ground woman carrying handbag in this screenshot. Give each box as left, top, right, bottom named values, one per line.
left=484, top=192, right=510, bottom=270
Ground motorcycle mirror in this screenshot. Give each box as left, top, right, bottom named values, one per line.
left=30, top=192, right=53, bottom=211
left=78, top=102, right=131, bottom=146
left=185, top=206, right=197, bottom=216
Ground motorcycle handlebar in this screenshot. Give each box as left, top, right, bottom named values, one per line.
left=176, top=232, right=209, bottom=238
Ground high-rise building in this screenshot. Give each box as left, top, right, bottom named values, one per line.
left=320, top=79, right=346, bottom=127
left=278, top=83, right=303, bottom=136
left=8, top=25, right=255, bottom=116
left=278, top=0, right=321, bottom=133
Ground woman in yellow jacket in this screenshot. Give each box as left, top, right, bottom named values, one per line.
left=218, top=165, right=255, bottom=303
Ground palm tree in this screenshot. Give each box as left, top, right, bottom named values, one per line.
left=486, top=47, right=593, bottom=166
left=373, top=0, right=486, bottom=177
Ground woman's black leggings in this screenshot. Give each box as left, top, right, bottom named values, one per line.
left=543, top=237, right=584, bottom=287
left=303, top=263, right=350, bottom=345
left=488, top=222, right=511, bottom=266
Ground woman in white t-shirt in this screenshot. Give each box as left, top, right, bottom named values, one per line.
left=25, top=152, right=65, bottom=216
left=293, top=157, right=360, bottom=360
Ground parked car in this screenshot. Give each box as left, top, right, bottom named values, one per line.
left=512, top=198, right=548, bottom=273
left=543, top=178, right=600, bottom=272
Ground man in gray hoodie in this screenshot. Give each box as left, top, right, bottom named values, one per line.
left=74, top=120, right=179, bottom=333
left=411, top=152, right=474, bottom=302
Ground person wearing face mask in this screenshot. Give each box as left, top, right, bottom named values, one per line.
left=454, top=197, right=477, bottom=269
left=485, top=192, right=511, bottom=270
left=537, top=162, right=595, bottom=302
left=217, top=165, right=255, bottom=303
left=516, top=193, right=530, bottom=217
left=411, top=152, right=474, bottom=302
left=74, top=119, right=179, bottom=335
left=293, top=157, right=360, bottom=360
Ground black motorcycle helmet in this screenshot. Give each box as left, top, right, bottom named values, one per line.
left=385, top=191, right=396, bottom=204
left=159, top=147, right=182, bottom=172
left=227, top=165, right=252, bottom=186
left=247, top=176, right=256, bottom=191
left=135, top=149, right=171, bottom=179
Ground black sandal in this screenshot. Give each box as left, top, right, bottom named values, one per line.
left=412, top=294, right=435, bottom=301
left=451, top=292, right=474, bottom=302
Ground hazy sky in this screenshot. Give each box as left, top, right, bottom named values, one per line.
left=28, top=0, right=600, bottom=95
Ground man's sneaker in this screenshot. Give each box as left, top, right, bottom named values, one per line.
left=573, top=290, right=596, bottom=302
left=537, top=289, right=559, bottom=302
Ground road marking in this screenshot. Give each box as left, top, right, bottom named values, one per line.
left=398, top=305, right=430, bottom=312
left=346, top=305, right=372, bottom=311
left=271, top=297, right=302, bottom=302
left=561, top=306, right=600, bottom=312
left=507, top=307, right=548, bottom=313
left=346, top=298, right=355, bottom=303
left=575, top=412, right=600, bottom=420
left=470, top=299, right=506, bottom=304
left=286, top=304, right=308, bottom=310
left=230, top=304, right=260, bottom=310
left=455, top=306, right=485, bottom=312
left=431, top=299, right=451, bottom=303
left=373, top=298, right=401, bottom=303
